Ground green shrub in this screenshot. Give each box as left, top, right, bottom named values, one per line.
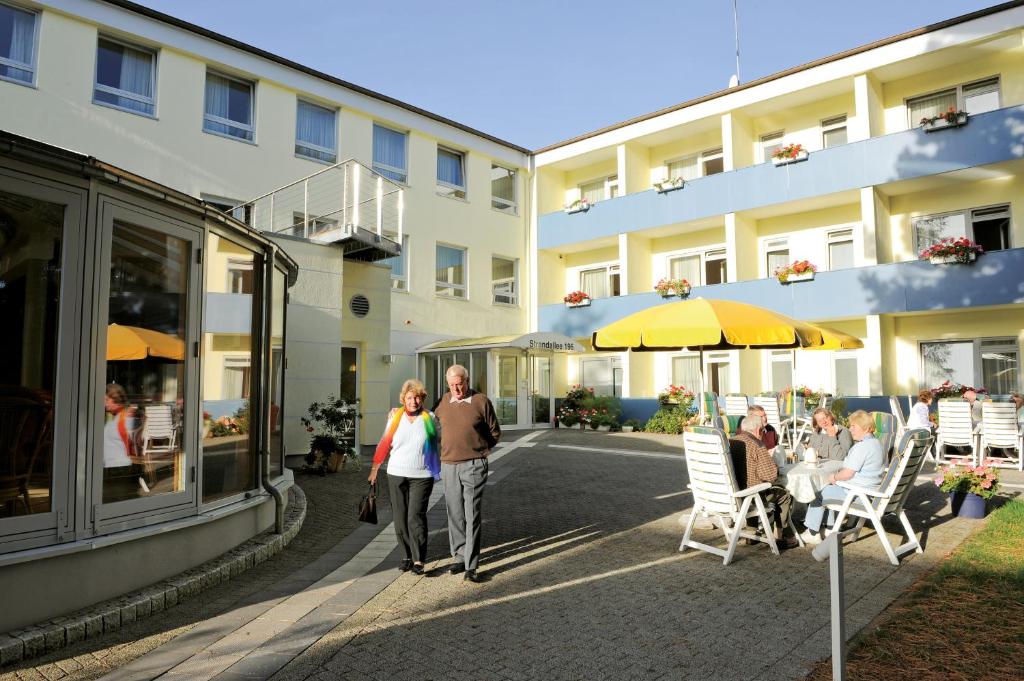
left=643, top=405, right=698, bottom=434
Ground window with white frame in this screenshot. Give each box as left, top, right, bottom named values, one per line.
left=667, top=247, right=727, bottom=287
left=833, top=352, right=859, bottom=396
left=764, top=238, right=790, bottom=277
left=491, top=256, right=517, bottom=305
left=227, top=258, right=254, bottom=294
left=94, top=37, right=156, bottom=116
left=581, top=357, right=622, bottom=397
left=579, top=175, right=619, bottom=204
left=290, top=211, right=337, bottom=239
left=579, top=264, right=620, bottom=299
left=295, top=99, right=337, bottom=163
left=435, top=244, right=467, bottom=298
left=204, top=71, right=254, bottom=142
left=822, top=115, right=847, bottom=148
left=671, top=354, right=701, bottom=393
left=767, top=350, right=793, bottom=393
left=382, top=234, right=408, bottom=291
left=706, top=352, right=733, bottom=395
left=921, top=337, right=1019, bottom=393
left=760, top=131, right=784, bottom=163
left=827, top=229, right=855, bottom=270
left=373, top=124, right=408, bottom=183
left=701, top=148, right=724, bottom=176
left=704, top=249, right=727, bottom=285
left=906, top=77, right=1000, bottom=127
left=912, top=204, right=1011, bottom=253
left=203, top=196, right=253, bottom=226
left=491, top=165, right=516, bottom=213
left=223, top=356, right=252, bottom=400
left=437, top=147, right=466, bottom=199
left=666, top=155, right=700, bottom=183
left=0, top=2, right=36, bottom=85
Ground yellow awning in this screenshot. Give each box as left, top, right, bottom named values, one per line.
left=107, top=324, right=185, bottom=361
left=806, top=325, right=864, bottom=351
left=419, top=332, right=585, bottom=353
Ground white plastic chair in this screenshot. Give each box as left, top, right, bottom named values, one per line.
left=752, top=397, right=783, bottom=435
left=824, top=428, right=934, bottom=566
left=889, top=395, right=907, bottom=443
left=723, top=395, right=749, bottom=418
left=679, top=426, right=781, bottom=565
left=142, top=403, right=178, bottom=457
left=936, top=400, right=978, bottom=465
left=979, top=401, right=1023, bottom=470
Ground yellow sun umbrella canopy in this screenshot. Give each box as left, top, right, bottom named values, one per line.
left=106, top=323, right=185, bottom=361
left=592, top=298, right=827, bottom=352
left=807, top=325, right=864, bottom=351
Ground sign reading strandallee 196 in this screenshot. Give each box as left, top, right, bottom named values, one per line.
left=528, top=339, right=572, bottom=351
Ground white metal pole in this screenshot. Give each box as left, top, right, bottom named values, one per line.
left=398, top=188, right=405, bottom=243
left=813, top=531, right=847, bottom=681
left=352, top=163, right=360, bottom=229
left=303, top=179, right=309, bottom=238
left=376, top=176, right=383, bottom=236
left=732, top=0, right=741, bottom=84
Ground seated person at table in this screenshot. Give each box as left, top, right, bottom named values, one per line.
left=1012, top=393, right=1024, bottom=422
left=906, top=390, right=934, bottom=431
left=800, top=410, right=884, bottom=545
left=807, top=408, right=853, bottom=460
left=730, top=414, right=798, bottom=550
left=963, top=388, right=984, bottom=423
left=736, top=405, right=778, bottom=449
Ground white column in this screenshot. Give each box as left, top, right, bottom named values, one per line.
left=852, top=73, right=884, bottom=141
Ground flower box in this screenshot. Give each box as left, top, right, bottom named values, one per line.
left=950, top=490, right=987, bottom=518
left=564, top=199, right=590, bottom=214
left=654, top=177, right=685, bottom=194
left=563, top=290, right=591, bottom=308
left=920, top=237, right=983, bottom=264
left=771, top=149, right=809, bottom=166
left=922, top=111, right=968, bottom=132
left=565, top=298, right=591, bottom=308
left=654, top=278, right=691, bottom=298
left=775, top=260, right=818, bottom=284
left=781, top=271, right=814, bottom=283
left=596, top=425, right=611, bottom=432
left=929, top=252, right=977, bottom=265
left=622, top=425, right=634, bottom=433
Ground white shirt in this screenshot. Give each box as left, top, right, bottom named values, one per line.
left=384, top=414, right=433, bottom=479
left=906, top=402, right=931, bottom=430
left=103, top=414, right=133, bottom=468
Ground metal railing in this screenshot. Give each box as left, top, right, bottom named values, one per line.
left=235, top=159, right=404, bottom=245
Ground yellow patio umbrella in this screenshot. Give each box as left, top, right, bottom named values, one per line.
left=805, top=324, right=863, bottom=351
left=106, top=323, right=185, bottom=361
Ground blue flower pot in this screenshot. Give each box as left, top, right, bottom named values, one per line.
left=950, top=491, right=987, bottom=519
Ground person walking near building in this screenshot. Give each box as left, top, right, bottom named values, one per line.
left=434, top=364, right=501, bottom=583
left=369, top=379, right=440, bottom=575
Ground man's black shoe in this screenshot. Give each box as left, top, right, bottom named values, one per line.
left=410, top=563, right=425, bottom=575
left=449, top=562, right=465, bottom=575
left=464, top=570, right=483, bottom=583
left=398, top=559, right=412, bottom=572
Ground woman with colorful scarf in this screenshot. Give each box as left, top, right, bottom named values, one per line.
left=369, top=379, right=440, bottom=575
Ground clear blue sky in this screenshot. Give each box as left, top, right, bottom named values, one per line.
left=135, top=0, right=1003, bottom=149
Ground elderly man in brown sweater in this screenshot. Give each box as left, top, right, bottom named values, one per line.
left=434, top=364, right=501, bottom=583
left=731, top=414, right=798, bottom=550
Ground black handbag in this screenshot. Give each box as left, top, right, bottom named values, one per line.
left=358, top=483, right=378, bottom=524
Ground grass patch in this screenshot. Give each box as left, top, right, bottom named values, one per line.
left=806, top=496, right=1024, bottom=680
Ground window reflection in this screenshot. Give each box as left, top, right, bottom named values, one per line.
left=0, top=190, right=60, bottom=518
left=104, top=222, right=187, bottom=503
left=269, top=268, right=285, bottom=476
left=202, top=233, right=259, bottom=501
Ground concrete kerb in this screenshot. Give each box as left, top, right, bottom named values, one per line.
left=0, top=485, right=308, bottom=669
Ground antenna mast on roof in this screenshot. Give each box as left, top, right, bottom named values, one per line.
left=731, top=0, right=741, bottom=87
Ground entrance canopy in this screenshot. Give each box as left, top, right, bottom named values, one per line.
left=419, top=331, right=584, bottom=353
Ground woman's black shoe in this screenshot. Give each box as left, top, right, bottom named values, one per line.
left=399, top=559, right=412, bottom=572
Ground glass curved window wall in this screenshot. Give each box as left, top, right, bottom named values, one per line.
left=269, top=267, right=286, bottom=477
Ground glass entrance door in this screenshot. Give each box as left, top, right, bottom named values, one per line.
left=531, top=355, right=552, bottom=426
left=340, top=345, right=359, bottom=450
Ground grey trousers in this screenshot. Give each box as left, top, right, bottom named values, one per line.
left=387, top=474, right=434, bottom=563
left=442, top=458, right=488, bottom=571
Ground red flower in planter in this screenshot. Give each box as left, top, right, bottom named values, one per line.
left=563, top=291, right=591, bottom=305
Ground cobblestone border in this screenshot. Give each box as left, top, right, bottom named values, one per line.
left=0, top=486, right=306, bottom=668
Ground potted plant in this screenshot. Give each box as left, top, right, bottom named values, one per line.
left=934, top=458, right=1000, bottom=518
left=774, top=260, right=817, bottom=283
left=781, top=385, right=821, bottom=408
left=654, top=176, right=685, bottom=193
left=920, top=106, right=968, bottom=132
left=301, top=396, right=359, bottom=475
left=654, top=277, right=691, bottom=298
left=658, top=384, right=695, bottom=411
left=564, top=197, right=591, bottom=214
left=563, top=290, right=592, bottom=308
left=771, top=143, right=808, bottom=166
left=930, top=380, right=987, bottom=399
left=920, top=237, right=984, bottom=264
left=622, top=418, right=643, bottom=433
left=558, top=384, right=594, bottom=427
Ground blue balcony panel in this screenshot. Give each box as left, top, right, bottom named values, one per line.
left=539, top=105, right=1024, bottom=250
left=539, top=248, right=1024, bottom=337
left=204, top=292, right=254, bottom=334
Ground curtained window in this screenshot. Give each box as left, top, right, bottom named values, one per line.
left=437, top=147, right=466, bottom=199
left=373, top=124, right=407, bottom=183
left=671, top=355, right=701, bottom=393
left=204, top=71, right=254, bottom=142
left=0, top=2, right=37, bottom=84
left=94, top=37, right=156, bottom=116
left=667, top=155, right=700, bottom=182
left=822, top=115, right=847, bottom=148
left=435, top=244, right=466, bottom=298
left=295, top=100, right=336, bottom=163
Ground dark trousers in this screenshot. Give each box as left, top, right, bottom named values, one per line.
left=442, top=458, right=488, bottom=570
left=762, top=486, right=795, bottom=537
left=387, top=474, right=434, bottom=563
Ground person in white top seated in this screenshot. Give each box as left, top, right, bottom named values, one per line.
left=906, top=389, right=934, bottom=431
left=369, top=379, right=441, bottom=575
left=800, top=410, right=885, bottom=545
left=102, top=383, right=149, bottom=501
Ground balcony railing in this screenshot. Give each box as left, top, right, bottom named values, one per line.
left=237, top=159, right=402, bottom=261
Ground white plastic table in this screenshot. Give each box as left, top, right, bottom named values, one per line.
left=780, top=459, right=844, bottom=503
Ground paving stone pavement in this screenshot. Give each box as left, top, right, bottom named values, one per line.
left=9, top=430, right=1013, bottom=681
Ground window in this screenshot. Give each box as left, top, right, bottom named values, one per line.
left=671, top=354, right=701, bottom=392
left=373, top=124, right=408, bottom=183
left=907, top=77, right=1000, bottom=127
left=94, top=37, right=156, bottom=116
left=491, top=165, right=516, bottom=213
left=203, top=196, right=252, bottom=226
left=289, top=211, right=337, bottom=239
left=295, top=99, right=337, bottom=163
left=760, top=132, right=784, bottom=163
left=834, top=352, right=859, bottom=396
left=768, top=350, right=793, bottom=392
left=704, top=249, right=727, bottom=285
left=667, top=247, right=727, bottom=286
left=382, top=234, right=408, bottom=291
left=222, top=357, right=252, bottom=400
left=227, top=258, right=253, bottom=294
left=764, top=238, right=789, bottom=277
left=706, top=352, right=733, bottom=395
left=822, top=115, right=847, bottom=148
left=0, top=2, right=36, bottom=85
left=203, top=71, right=254, bottom=142
left=579, top=175, right=619, bottom=204
left=579, top=264, right=620, bottom=299
left=435, top=244, right=467, bottom=298
left=827, top=229, right=855, bottom=270
left=581, top=357, right=622, bottom=397
left=666, top=155, right=701, bottom=183
left=701, top=148, right=724, bottom=176
left=437, top=147, right=466, bottom=199
left=912, top=204, right=1011, bottom=253
left=920, top=337, right=1019, bottom=393
left=492, top=257, right=517, bottom=305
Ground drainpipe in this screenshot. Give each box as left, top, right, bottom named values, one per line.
left=260, top=248, right=285, bottom=534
